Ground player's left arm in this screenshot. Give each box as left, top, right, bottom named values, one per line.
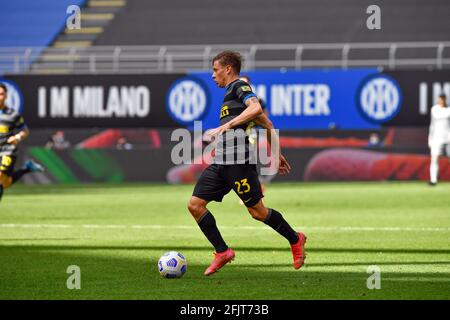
left=253, top=112, right=291, bottom=175
left=7, top=116, right=29, bottom=145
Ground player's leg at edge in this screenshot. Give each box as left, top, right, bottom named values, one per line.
left=429, top=145, right=440, bottom=186
left=247, top=199, right=307, bottom=270
left=188, top=196, right=235, bottom=276
left=0, top=160, right=45, bottom=202
left=0, top=173, right=12, bottom=202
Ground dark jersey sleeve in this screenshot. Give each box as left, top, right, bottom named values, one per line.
left=14, top=115, right=26, bottom=131
left=235, top=81, right=257, bottom=105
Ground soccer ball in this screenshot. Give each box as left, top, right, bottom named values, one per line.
left=158, top=251, right=187, bottom=278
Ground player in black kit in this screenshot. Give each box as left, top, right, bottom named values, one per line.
left=187, top=51, right=307, bottom=276
left=0, top=83, right=44, bottom=202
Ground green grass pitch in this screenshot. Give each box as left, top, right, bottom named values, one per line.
left=0, top=182, right=449, bottom=300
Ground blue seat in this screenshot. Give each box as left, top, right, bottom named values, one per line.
left=0, top=0, right=86, bottom=73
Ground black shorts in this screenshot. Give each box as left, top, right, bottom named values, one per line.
left=193, top=164, right=264, bottom=207
left=0, top=155, right=17, bottom=176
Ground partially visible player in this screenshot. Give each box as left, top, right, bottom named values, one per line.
left=428, top=94, right=450, bottom=186
left=0, top=83, right=44, bottom=201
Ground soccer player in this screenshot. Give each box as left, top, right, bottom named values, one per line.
left=0, top=83, right=44, bottom=201
left=238, top=75, right=275, bottom=202
left=239, top=75, right=268, bottom=117
left=187, top=51, right=307, bottom=276
left=428, top=94, right=450, bottom=186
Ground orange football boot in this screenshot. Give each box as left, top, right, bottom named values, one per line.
left=291, top=232, right=307, bottom=269
left=204, top=248, right=235, bottom=276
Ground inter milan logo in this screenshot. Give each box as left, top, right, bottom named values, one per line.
left=166, top=77, right=209, bottom=125
left=0, top=79, right=23, bottom=113
left=357, top=74, right=402, bottom=123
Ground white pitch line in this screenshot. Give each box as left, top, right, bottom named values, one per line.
left=0, top=224, right=449, bottom=232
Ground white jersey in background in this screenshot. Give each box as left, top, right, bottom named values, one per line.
left=428, top=104, right=450, bottom=151
left=428, top=103, right=450, bottom=185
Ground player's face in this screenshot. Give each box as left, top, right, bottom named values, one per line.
left=212, top=61, right=229, bottom=88
left=438, top=97, right=446, bottom=107
left=0, top=88, right=6, bottom=107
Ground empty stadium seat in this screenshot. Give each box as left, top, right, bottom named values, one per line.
left=0, top=0, right=87, bottom=73
left=95, top=0, right=450, bottom=45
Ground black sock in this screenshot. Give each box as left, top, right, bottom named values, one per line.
left=197, top=210, right=228, bottom=253
left=11, top=168, right=30, bottom=184
left=264, top=208, right=299, bottom=245
left=0, top=185, right=3, bottom=201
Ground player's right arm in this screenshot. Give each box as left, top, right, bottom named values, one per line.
left=221, top=82, right=265, bottom=130
left=208, top=81, right=265, bottom=137
left=223, top=96, right=263, bottom=130
left=7, top=115, right=29, bottom=145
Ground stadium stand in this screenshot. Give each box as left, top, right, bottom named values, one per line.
left=0, top=0, right=87, bottom=73
left=96, top=0, right=450, bottom=45
left=52, top=0, right=125, bottom=49
left=0, top=0, right=86, bottom=47
left=2, top=0, right=449, bottom=74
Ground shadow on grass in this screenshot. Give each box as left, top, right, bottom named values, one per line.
left=7, top=183, right=184, bottom=195
left=0, top=246, right=450, bottom=300
left=237, top=261, right=450, bottom=268
left=0, top=238, right=79, bottom=241
left=309, top=260, right=450, bottom=266
left=0, top=245, right=448, bottom=300
left=1, top=244, right=449, bottom=254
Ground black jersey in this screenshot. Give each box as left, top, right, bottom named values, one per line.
left=214, top=79, right=258, bottom=165
left=0, top=106, right=26, bottom=156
